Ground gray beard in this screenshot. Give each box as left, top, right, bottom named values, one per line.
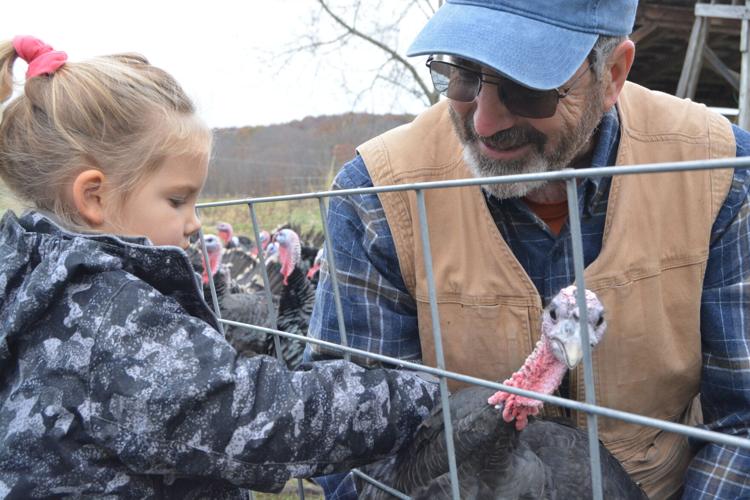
left=450, top=87, right=605, bottom=200
left=461, top=147, right=549, bottom=199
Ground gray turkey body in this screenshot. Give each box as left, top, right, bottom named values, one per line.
left=359, top=386, right=647, bottom=500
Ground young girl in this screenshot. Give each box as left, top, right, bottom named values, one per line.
left=0, top=36, right=437, bottom=498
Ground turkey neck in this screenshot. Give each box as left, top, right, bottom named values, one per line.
left=280, top=267, right=306, bottom=308
left=204, top=268, right=228, bottom=302
left=503, top=337, right=568, bottom=398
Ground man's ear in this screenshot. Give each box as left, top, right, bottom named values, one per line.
left=71, top=169, right=107, bottom=227
left=602, top=39, right=635, bottom=111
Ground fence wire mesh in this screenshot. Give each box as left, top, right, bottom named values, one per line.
left=196, top=156, right=750, bottom=500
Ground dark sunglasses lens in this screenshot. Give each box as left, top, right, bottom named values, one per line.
left=501, top=81, right=559, bottom=119
left=429, top=61, right=478, bottom=102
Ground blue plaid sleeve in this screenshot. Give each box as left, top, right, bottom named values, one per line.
left=683, top=125, right=750, bottom=499
left=306, top=154, right=421, bottom=365
left=312, top=472, right=357, bottom=500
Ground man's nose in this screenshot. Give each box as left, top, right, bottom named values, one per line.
left=472, top=83, right=519, bottom=138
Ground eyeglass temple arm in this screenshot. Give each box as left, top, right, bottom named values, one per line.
left=557, top=62, right=593, bottom=98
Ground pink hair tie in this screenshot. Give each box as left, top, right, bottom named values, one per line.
left=12, top=35, right=67, bottom=78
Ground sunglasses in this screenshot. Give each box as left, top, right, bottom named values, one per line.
left=426, top=56, right=591, bottom=119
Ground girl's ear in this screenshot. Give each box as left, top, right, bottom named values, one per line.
left=72, top=169, right=107, bottom=227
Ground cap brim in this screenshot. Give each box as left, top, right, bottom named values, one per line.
left=407, top=3, right=597, bottom=90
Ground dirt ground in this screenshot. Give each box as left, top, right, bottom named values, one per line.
left=253, top=478, right=324, bottom=499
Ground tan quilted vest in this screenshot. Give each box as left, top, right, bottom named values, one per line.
left=358, top=82, right=735, bottom=499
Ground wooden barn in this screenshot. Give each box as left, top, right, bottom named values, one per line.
left=630, top=0, right=748, bottom=124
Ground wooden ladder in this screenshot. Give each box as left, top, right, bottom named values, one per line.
left=676, top=0, right=750, bottom=128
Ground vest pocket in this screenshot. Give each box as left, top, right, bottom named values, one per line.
left=606, top=399, right=700, bottom=499
left=618, top=426, right=692, bottom=499
left=415, top=299, right=535, bottom=390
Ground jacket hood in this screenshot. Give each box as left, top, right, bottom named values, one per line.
left=0, top=210, right=218, bottom=364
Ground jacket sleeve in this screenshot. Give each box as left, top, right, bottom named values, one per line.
left=88, top=277, right=439, bottom=493
left=683, top=127, right=750, bottom=499
left=306, top=155, right=422, bottom=366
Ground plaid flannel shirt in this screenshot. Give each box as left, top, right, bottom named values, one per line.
left=307, top=108, right=750, bottom=499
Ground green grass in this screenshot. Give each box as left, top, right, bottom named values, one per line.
left=197, top=197, right=324, bottom=240
left=196, top=161, right=334, bottom=240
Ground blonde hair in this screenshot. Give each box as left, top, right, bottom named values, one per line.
left=0, top=40, right=212, bottom=230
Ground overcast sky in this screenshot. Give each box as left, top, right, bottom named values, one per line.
left=2, top=0, right=433, bottom=128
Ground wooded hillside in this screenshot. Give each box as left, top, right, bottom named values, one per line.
left=205, top=112, right=413, bottom=197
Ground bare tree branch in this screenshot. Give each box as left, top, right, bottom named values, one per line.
left=379, top=0, right=423, bottom=33
left=272, top=0, right=442, bottom=112
left=417, top=0, right=440, bottom=17
left=316, top=0, right=439, bottom=104
left=268, top=31, right=354, bottom=78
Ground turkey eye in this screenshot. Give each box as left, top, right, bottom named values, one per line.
left=596, top=315, right=604, bottom=327
left=549, top=308, right=557, bottom=321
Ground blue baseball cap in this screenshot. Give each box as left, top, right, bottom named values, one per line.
left=407, top=0, right=638, bottom=90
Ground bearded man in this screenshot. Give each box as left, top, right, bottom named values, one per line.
left=307, top=1, right=750, bottom=499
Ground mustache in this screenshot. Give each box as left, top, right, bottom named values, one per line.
left=457, top=111, right=547, bottom=152
left=479, top=126, right=547, bottom=151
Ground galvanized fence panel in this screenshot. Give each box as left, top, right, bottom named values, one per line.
left=196, top=156, right=750, bottom=499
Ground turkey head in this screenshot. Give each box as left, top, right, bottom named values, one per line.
left=216, top=222, right=233, bottom=248
left=488, top=285, right=606, bottom=430
left=274, top=228, right=301, bottom=286
left=200, top=234, right=223, bottom=285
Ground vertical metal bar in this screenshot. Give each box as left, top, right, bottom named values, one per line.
left=566, top=178, right=603, bottom=500
left=318, top=196, right=350, bottom=361
left=247, top=204, right=283, bottom=362
left=416, top=189, right=460, bottom=500
left=246, top=203, right=305, bottom=499
left=195, top=210, right=224, bottom=336
left=739, top=2, right=750, bottom=129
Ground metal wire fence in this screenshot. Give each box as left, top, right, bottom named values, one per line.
left=196, top=156, right=750, bottom=500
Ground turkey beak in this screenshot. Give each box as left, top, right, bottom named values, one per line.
left=551, top=319, right=583, bottom=369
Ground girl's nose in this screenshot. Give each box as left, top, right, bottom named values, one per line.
left=186, top=210, right=202, bottom=238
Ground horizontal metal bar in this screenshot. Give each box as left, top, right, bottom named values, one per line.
left=218, top=318, right=750, bottom=451
left=709, top=106, right=741, bottom=116
left=197, top=156, right=750, bottom=208
left=695, top=3, right=750, bottom=20
left=351, top=469, right=411, bottom=500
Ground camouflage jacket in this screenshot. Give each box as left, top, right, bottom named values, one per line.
left=0, top=211, right=438, bottom=499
